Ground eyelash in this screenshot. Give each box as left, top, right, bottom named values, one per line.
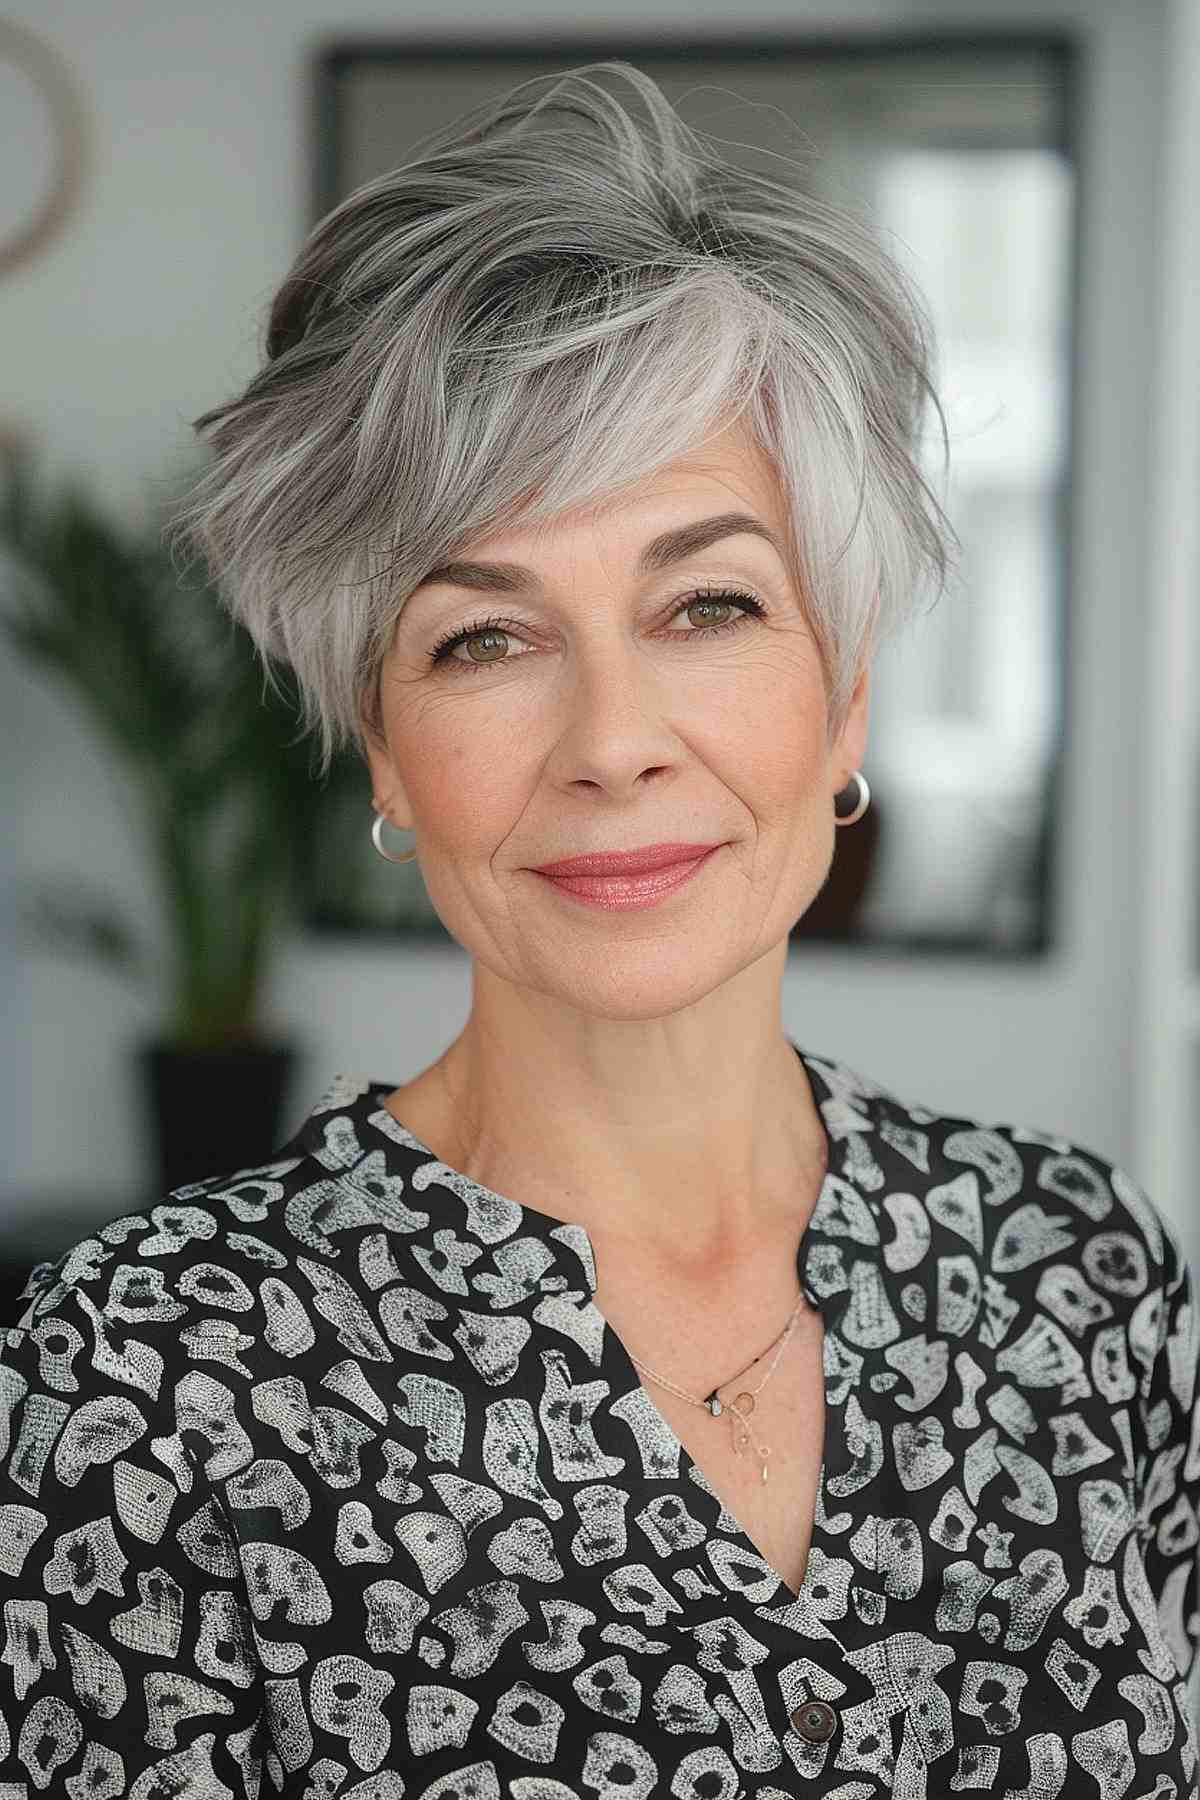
left=427, top=587, right=767, bottom=674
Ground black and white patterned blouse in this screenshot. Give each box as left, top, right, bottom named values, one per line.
left=1, top=1043, right=1198, bottom=1799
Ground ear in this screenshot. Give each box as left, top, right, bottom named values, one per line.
left=832, top=662, right=871, bottom=788
left=361, top=714, right=414, bottom=826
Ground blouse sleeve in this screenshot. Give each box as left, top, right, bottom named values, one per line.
left=1133, top=1205, right=1200, bottom=1687
left=0, top=1267, right=265, bottom=1796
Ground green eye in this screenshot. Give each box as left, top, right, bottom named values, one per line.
left=427, top=587, right=765, bottom=674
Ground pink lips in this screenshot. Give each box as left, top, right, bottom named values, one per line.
left=530, top=843, right=723, bottom=911
left=531, top=842, right=721, bottom=877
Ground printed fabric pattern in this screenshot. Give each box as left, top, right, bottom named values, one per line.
left=0, top=1044, right=1198, bottom=1799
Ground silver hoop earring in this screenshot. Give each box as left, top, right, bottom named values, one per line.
left=833, top=770, right=870, bottom=827
left=371, top=808, right=419, bottom=864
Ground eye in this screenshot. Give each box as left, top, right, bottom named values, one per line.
left=427, top=587, right=767, bottom=674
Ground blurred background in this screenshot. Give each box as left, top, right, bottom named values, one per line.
left=2, top=2, right=1197, bottom=1333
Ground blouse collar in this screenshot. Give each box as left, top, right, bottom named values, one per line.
left=281, top=1041, right=895, bottom=1316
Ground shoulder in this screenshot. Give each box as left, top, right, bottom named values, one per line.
left=0, top=1132, right=395, bottom=1504
left=0, top=1100, right=425, bottom=1416
left=821, top=1049, right=1181, bottom=1291
left=9, top=1145, right=320, bottom=1338
left=0, top=1126, right=366, bottom=1429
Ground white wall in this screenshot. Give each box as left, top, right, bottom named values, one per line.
left=1, top=0, right=1173, bottom=1221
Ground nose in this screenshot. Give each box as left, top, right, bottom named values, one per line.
left=543, top=632, right=684, bottom=797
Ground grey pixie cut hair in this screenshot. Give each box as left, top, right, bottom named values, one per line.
left=169, top=60, right=958, bottom=781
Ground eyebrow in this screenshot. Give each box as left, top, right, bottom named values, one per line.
left=411, top=511, right=786, bottom=597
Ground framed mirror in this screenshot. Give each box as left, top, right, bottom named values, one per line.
left=303, top=31, right=1076, bottom=957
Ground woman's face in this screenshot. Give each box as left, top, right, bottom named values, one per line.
left=366, top=416, right=869, bottom=1020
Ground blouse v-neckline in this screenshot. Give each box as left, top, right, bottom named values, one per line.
left=311, top=1039, right=888, bottom=1614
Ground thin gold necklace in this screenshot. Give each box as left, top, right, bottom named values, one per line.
left=627, top=1293, right=807, bottom=1483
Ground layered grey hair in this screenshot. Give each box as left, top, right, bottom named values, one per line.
left=168, top=60, right=958, bottom=781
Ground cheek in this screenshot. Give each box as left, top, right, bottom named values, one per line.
left=397, top=711, right=525, bottom=848
left=717, top=676, right=830, bottom=810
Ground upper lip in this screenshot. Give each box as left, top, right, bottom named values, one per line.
left=531, top=842, right=721, bottom=877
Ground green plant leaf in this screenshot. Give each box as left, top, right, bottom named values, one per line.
left=0, top=443, right=341, bottom=1047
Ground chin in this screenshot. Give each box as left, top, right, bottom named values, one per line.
left=517, top=944, right=765, bottom=1022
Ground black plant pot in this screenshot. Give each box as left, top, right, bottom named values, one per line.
left=137, top=1038, right=299, bottom=1198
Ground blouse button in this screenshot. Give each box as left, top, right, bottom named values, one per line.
left=790, top=1699, right=838, bottom=1742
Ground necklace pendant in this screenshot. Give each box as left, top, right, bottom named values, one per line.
left=735, top=1391, right=755, bottom=1416
left=707, top=1394, right=723, bottom=1417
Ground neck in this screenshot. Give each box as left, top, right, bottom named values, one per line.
left=387, top=958, right=828, bottom=1276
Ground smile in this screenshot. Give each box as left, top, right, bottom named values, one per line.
left=529, top=844, right=722, bottom=910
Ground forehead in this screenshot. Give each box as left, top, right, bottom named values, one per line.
left=460, top=415, right=785, bottom=564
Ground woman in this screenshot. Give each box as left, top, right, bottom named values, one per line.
left=2, top=60, right=1197, bottom=1800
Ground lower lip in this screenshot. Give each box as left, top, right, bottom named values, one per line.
left=532, top=846, right=722, bottom=910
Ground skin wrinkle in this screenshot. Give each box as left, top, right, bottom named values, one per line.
left=365, top=415, right=870, bottom=1279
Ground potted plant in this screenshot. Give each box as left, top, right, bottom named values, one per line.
left=0, top=442, right=341, bottom=1196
